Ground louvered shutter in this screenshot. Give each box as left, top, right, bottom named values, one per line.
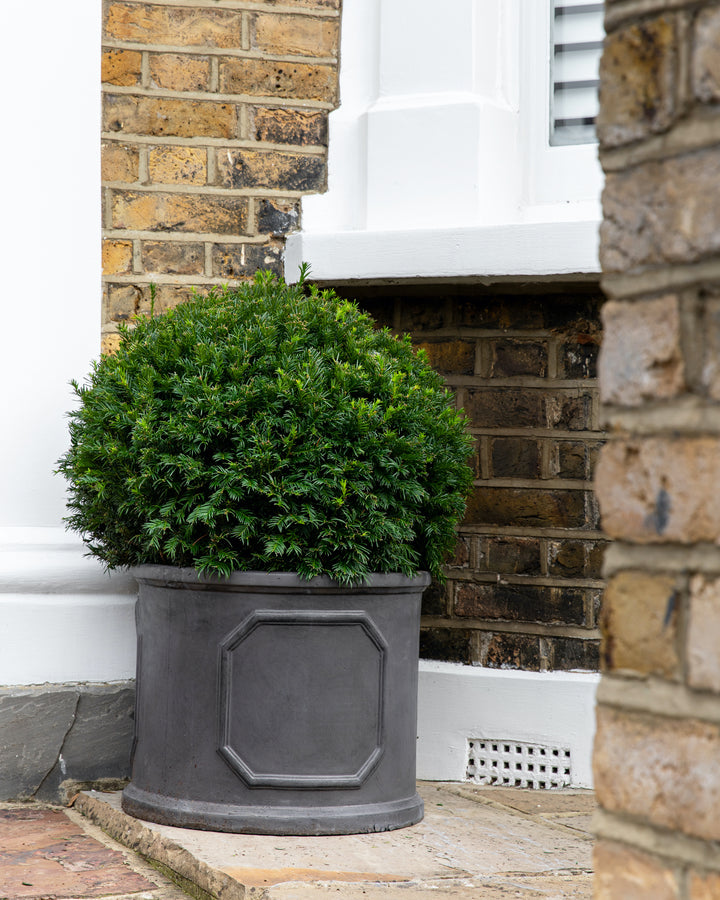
left=551, top=1, right=604, bottom=145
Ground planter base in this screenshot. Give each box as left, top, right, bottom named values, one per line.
left=122, top=783, right=424, bottom=835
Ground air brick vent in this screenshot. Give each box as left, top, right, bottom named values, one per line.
left=466, top=739, right=571, bottom=789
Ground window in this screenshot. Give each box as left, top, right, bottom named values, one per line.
left=551, top=1, right=604, bottom=145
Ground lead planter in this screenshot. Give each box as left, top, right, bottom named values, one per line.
left=122, top=566, right=429, bottom=835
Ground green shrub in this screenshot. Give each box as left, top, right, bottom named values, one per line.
left=57, top=270, right=474, bottom=584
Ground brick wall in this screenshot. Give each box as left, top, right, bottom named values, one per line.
left=102, top=0, right=340, bottom=353
left=341, top=282, right=607, bottom=673
left=594, top=0, right=720, bottom=894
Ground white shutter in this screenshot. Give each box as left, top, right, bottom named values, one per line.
left=551, top=1, right=604, bottom=146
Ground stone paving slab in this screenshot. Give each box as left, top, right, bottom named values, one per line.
left=75, top=783, right=594, bottom=899
left=0, top=804, right=189, bottom=900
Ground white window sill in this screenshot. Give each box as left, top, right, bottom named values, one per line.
left=284, top=218, right=600, bottom=284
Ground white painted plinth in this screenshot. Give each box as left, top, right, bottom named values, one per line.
left=0, top=528, right=137, bottom=685
left=417, top=660, right=599, bottom=788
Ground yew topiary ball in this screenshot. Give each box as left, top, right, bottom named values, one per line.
left=57, top=271, right=474, bottom=584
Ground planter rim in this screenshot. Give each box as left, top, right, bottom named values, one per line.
left=131, top=565, right=430, bottom=593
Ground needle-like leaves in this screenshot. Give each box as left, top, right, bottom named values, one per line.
left=56, top=270, right=474, bottom=584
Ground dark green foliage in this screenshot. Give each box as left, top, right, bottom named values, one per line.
left=57, top=271, right=474, bottom=584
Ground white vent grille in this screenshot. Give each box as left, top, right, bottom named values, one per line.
left=466, top=740, right=572, bottom=789
left=551, top=1, right=604, bottom=145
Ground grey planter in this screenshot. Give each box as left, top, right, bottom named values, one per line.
left=122, top=566, right=429, bottom=835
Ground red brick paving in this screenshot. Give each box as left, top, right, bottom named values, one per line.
left=0, top=807, right=154, bottom=900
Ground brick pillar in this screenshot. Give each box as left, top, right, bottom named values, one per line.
left=101, top=0, right=340, bottom=353
left=594, top=2, right=720, bottom=895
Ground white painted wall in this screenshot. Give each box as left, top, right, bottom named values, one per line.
left=285, top=0, right=603, bottom=282
left=417, top=662, right=599, bottom=788
left=0, top=0, right=136, bottom=686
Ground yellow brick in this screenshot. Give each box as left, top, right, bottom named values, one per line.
left=141, top=241, right=205, bottom=275
left=601, top=571, right=680, bottom=678
left=102, top=48, right=142, bottom=86
left=102, top=240, right=134, bottom=275
left=101, top=333, right=124, bottom=356
left=148, top=146, right=206, bottom=185
left=594, top=706, right=720, bottom=842
left=149, top=53, right=210, bottom=92
left=252, top=14, right=339, bottom=58
left=689, top=870, right=720, bottom=900
left=104, top=3, right=242, bottom=48
left=219, top=58, right=338, bottom=103
left=217, top=149, right=324, bottom=191
left=102, top=143, right=139, bottom=183
left=104, top=94, right=236, bottom=139
left=594, top=841, right=679, bottom=900
left=111, top=191, right=248, bottom=235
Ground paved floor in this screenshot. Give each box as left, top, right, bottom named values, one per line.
left=1, top=784, right=595, bottom=900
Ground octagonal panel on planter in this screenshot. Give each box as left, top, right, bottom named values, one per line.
left=218, top=610, right=388, bottom=788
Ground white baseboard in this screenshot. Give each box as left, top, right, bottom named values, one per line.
left=417, top=660, right=599, bottom=788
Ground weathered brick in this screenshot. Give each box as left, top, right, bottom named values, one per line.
left=475, top=632, right=541, bottom=671
left=102, top=48, right=142, bottom=86
left=594, top=706, right=720, bottom=842
left=420, top=581, right=448, bottom=616
left=547, top=540, right=585, bottom=578
left=105, top=283, right=196, bottom=323
left=141, top=241, right=204, bottom=275
left=701, top=296, right=720, bottom=400
left=253, top=107, right=328, bottom=146
left=693, top=6, right=720, bottom=102
left=484, top=537, right=542, bottom=576
left=455, top=296, right=544, bottom=330
left=416, top=340, right=475, bottom=375
left=601, top=150, right=720, bottom=272
left=219, top=58, right=338, bottom=103
left=398, top=299, right=446, bottom=331
left=419, top=628, right=472, bottom=664
left=464, top=389, right=542, bottom=428
left=490, top=437, right=540, bottom=478
left=111, top=191, right=248, bottom=235
left=600, top=572, right=679, bottom=678
left=594, top=841, right=680, bottom=900
left=256, top=198, right=300, bottom=235
left=104, top=3, right=243, bottom=48
left=544, top=392, right=593, bottom=431
left=104, top=94, right=237, bottom=139
left=251, top=13, right=339, bottom=58
left=689, top=870, right=720, bottom=900
left=596, top=17, right=676, bottom=148
left=550, top=636, right=599, bottom=671
left=217, top=149, right=325, bottom=192
left=148, top=54, right=210, bottom=92
left=595, top=437, right=720, bottom=543
left=687, top=575, right=720, bottom=693
left=104, top=283, right=144, bottom=323
left=448, top=534, right=472, bottom=569
left=587, top=442, right=603, bottom=477
left=553, top=441, right=586, bottom=479
left=599, top=296, right=684, bottom=406
left=545, top=294, right=604, bottom=333
left=148, top=146, right=206, bottom=185
left=454, top=582, right=586, bottom=626
left=464, top=487, right=587, bottom=529
left=212, top=242, right=283, bottom=279
left=490, top=340, right=547, bottom=377
left=102, top=240, right=133, bottom=275
left=586, top=541, right=607, bottom=578
left=561, top=335, right=599, bottom=380
left=102, top=142, right=139, bottom=183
